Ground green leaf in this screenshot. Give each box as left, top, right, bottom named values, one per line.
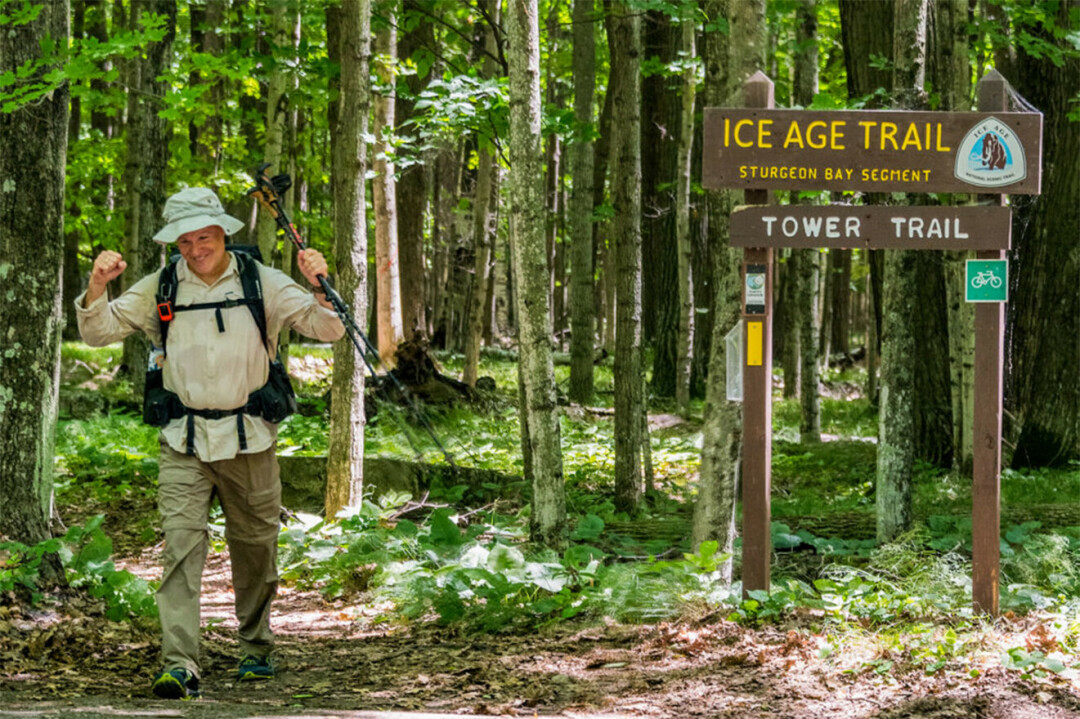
left=428, top=509, right=462, bottom=547
left=394, top=519, right=418, bottom=537
left=487, top=543, right=525, bottom=572
left=74, top=530, right=112, bottom=570
left=570, top=514, right=605, bottom=541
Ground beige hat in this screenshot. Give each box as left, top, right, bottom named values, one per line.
left=153, top=187, right=245, bottom=244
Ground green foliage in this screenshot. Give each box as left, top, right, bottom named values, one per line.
left=1001, top=647, right=1068, bottom=678
left=0, top=516, right=156, bottom=621
left=1, top=7, right=168, bottom=113
left=54, top=415, right=160, bottom=501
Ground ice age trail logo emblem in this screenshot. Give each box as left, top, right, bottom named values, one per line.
left=954, top=116, right=1027, bottom=188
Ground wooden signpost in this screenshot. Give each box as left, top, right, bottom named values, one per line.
left=704, top=69, right=1042, bottom=615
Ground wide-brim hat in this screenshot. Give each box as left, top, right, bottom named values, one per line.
left=153, top=187, right=246, bottom=244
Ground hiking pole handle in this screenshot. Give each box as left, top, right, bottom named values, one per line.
left=247, top=163, right=455, bottom=466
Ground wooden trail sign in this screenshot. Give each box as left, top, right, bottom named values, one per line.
left=730, top=205, right=1012, bottom=250
left=707, top=69, right=1034, bottom=616
left=703, top=108, right=1042, bottom=194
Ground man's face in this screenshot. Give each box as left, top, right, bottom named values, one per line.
left=176, top=225, right=228, bottom=280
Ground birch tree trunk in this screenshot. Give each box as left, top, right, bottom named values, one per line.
left=0, top=0, right=69, bottom=577
left=674, top=11, right=696, bottom=417
left=463, top=0, right=502, bottom=387
left=608, top=0, right=643, bottom=515
left=691, top=0, right=765, bottom=575
left=507, top=0, right=566, bottom=549
left=568, top=0, right=597, bottom=404
left=256, top=1, right=292, bottom=266
left=877, top=0, right=926, bottom=541
left=374, top=17, right=404, bottom=365
left=326, top=0, right=370, bottom=517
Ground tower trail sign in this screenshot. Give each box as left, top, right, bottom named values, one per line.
left=704, top=69, right=1042, bottom=615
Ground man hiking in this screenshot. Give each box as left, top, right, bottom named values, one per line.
left=75, top=187, right=344, bottom=699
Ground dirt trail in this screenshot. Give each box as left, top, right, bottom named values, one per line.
left=3, top=540, right=1079, bottom=718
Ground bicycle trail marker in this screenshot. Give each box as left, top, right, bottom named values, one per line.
left=966, top=259, right=1008, bottom=302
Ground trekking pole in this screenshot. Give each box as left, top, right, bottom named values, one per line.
left=247, top=163, right=455, bottom=466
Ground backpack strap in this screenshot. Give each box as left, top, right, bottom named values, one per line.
left=234, top=251, right=271, bottom=357
left=155, top=259, right=181, bottom=353
left=156, top=251, right=271, bottom=358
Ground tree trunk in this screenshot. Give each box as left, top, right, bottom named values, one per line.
left=0, top=0, right=69, bottom=580
left=190, top=0, right=226, bottom=169
left=507, top=0, right=566, bottom=549
left=326, top=0, right=370, bottom=517
left=913, top=252, right=953, bottom=465
left=827, top=249, right=851, bottom=355
left=691, top=0, right=765, bottom=575
left=61, top=0, right=85, bottom=342
left=778, top=252, right=799, bottom=398
left=568, top=0, right=597, bottom=404
left=689, top=105, right=711, bottom=398
left=396, top=3, right=434, bottom=342
left=608, top=1, right=643, bottom=516
left=544, top=132, right=562, bottom=343
left=255, top=1, right=292, bottom=265
left=876, top=0, right=927, bottom=542
left=792, top=0, right=821, bottom=441
left=866, top=249, right=883, bottom=404
left=674, top=10, right=696, bottom=417
left=121, top=0, right=173, bottom=398
left=839, top=0, right=894, bottom=102
left=641, top=11, right=680, bottom=399
left=463, top=0, right=501, bottom=387
left=373, top=19, right=404, bottom=366
left=1007, top=2, right=1080, bottom=466
left=798, top=249, right=822, bottom=442
left=277, top=13, right=303, bottom=367
left=593, top=86, right=615, bottom=355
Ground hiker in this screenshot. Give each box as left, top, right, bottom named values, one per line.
left=75, top=187, right=345, bottom=699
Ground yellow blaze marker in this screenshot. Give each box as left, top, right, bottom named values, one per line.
left=747, top=322, right=763, bottom=366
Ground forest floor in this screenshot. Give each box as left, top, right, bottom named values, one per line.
left=3, top=346, right=1079, bottom=717
left=2, top=506, right=1078, bottom=718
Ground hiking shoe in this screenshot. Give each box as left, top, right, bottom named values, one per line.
left=237, top=654, right=275, bottom=681
left=152, top=668, right=200, bottom=699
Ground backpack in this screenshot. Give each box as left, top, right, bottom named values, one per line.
left=143, top=246, right=298, bottom=455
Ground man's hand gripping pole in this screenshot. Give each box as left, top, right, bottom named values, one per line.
left=247, top=163, right=454, bottom=466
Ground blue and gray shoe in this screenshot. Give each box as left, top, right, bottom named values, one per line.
left=152, top=668, right=200, bottom=699
left=237, top=654, right=275, bottom=681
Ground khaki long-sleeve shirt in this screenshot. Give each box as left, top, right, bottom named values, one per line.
left=76, top=253, right=344, bottom=462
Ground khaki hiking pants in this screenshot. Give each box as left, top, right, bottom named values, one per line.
left=156, top=442, right=281, bottom=678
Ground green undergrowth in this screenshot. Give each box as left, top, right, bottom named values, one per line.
left=38, top=343, right=1080, bottom=666
left=0, top=515, right=157, bottom=620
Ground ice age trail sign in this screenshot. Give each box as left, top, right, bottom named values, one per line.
left=704, top=69, right=1042, bottom=617
left=703, top=109, right=1042, bottom=194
